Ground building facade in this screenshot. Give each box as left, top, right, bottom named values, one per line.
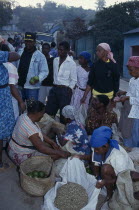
left=123, top=28, right=139, bottom=78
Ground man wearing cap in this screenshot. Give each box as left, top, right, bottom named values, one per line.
left=17, top=32, right=49, bottom=101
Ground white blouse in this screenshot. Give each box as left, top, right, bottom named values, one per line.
left=127, top=77, right=139, bottom=119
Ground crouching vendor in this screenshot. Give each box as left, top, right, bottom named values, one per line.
left=90, top=126, right=135, bottom=200
left=8, top=100, right=70, bottom=166
left=72, top=126, right=135, bottom=199
left=57, top=105, right=91, bottom=156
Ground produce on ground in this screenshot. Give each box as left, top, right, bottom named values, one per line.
left=86, top=167, right=93, bottom=175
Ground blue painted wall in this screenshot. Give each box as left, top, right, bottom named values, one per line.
left=75, top=33, right=95, bottom=60
left=123, top=33, right=139, bottom=78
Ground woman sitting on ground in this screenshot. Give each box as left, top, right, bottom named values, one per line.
left=90, top=126, right=135, bottom=198
left=57, top=105, right=91, bottom=156
left=8, top=100, right=70, bottom=166
left=97, top=164, right=139, bottom=208
left=86, top=95, right=117, bottom=135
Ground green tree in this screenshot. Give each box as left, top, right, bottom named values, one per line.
left=64, top=17, right=87, bottom=50
left=64, top=17, right=87, bottom=40
left=95, top=0, right=106, bottom=11
left=0, top=1, right=13, bottom=28
left=91, top=1, right=139, bottom=73
left=14, top=6, right=45, bottom=32
left=13, top=2, right=95, bottom=32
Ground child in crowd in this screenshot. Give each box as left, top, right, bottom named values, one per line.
left=71, top=51, right=92, bottom=111
left=116, top=56, right=139, bottom=147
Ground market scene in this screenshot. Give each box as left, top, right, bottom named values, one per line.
left=1, top=0, right=139, bottom=209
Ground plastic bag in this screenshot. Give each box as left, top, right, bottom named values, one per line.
left=77, top=104, right=87, bottom=126
left=42, top=158, right=100, bottom=210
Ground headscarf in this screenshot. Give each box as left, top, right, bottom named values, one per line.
left=90, top=126, right=119, bottom=150
left=127, top=56, right=139, bottom=68
left=79, top=51, right=93, bottom=67
left=62, top=105, right=76, bottom=120
left=98, top=43, right=116, bottom=63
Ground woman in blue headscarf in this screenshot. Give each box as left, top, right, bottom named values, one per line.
left=72, top=126, right=135, bottom=201
left=73, top=126, right=134, bottom=175
left=71, top=51, right=93, bottom=111
left=90, top=126, right=134, bottom=176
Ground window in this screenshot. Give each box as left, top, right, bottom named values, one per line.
left=132, top=46, right=139, bottom=56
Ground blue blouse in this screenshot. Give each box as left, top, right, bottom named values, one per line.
left=63, top=120, right=91, bottom=155
left=0, top=51, right=9, bottom=85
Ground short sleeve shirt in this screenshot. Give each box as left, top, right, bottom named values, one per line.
left=9, top=113, right=43, bottom=154
left=3, top=62, right=19, bottom=85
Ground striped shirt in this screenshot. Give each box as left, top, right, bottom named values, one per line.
left=3, top=62, right=19, bottom=85
left=9, top=113, right=43, bottom=154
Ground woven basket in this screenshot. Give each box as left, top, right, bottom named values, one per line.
left=20, top=156, right=55, bottom=196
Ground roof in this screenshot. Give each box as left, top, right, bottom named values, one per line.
left=50, top=25, right=62, bottom=34
left=124, top=28, right=139, bottom=35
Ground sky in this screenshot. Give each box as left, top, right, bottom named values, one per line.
left=14, top=0, right=131, bottom=10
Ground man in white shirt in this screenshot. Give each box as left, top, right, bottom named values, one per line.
left=46, top=41, right=77, bottom=123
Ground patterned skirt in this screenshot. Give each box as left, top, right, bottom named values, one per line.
left=8, top=145, right=47, bottom=166
left=71, top=87, right=91, bottom=111
left=0, top=87, right=15, bottom=139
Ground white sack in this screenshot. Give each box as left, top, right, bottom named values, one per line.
left=42, top=158, right=100, bottom=210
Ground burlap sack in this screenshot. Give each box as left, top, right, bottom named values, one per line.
left=37, top=113, right=65, bottom=136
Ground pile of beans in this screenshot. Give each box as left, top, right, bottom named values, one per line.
left=54, top=182, right=88, bottom=210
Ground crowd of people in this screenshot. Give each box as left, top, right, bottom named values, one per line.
left=1, top=31, right=139, bottom=207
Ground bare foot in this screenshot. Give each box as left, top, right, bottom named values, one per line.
left=0, top=162, right=10, bottom=170
left=134, top=192, right=139, bottom=200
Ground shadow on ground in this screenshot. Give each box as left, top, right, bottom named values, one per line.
left=0, top=151, right=43, bottom=210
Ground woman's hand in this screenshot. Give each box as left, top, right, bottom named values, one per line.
left=70, top=155, right=81, bottom=160
left=114, top=96, right=129, bottom=103
left=60, top=151, right=71, bottom=159
left=19, top=101, right=26, bottom=113
left=96, top=180, right=105, bottom=189
left=113, top=96, right=121, bottom=102
left=51, top=141, right=60, bottom=150
left=119, top=96, right=129, bottom=103
left=51, top=151, right=71, bottom=160
left=116, top=90, right=126, bottom=97
left=50, top=154, right=61, bottom=161
left=80, top=96, right=86, bottom=104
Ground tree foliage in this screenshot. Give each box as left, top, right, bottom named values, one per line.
left=64, top=18, right=87, bottom=40
left=95, top=0, right=106, bottom=11
left=91, top=1, right=139, bottom=72
left=14, top=6, right=45, bottom=32
left=0, top=1, right=13, bottom=28
left=13, top=1, right=95, bottom=32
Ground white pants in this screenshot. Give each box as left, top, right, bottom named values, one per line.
left=38, top=86, right=52, bottom=104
